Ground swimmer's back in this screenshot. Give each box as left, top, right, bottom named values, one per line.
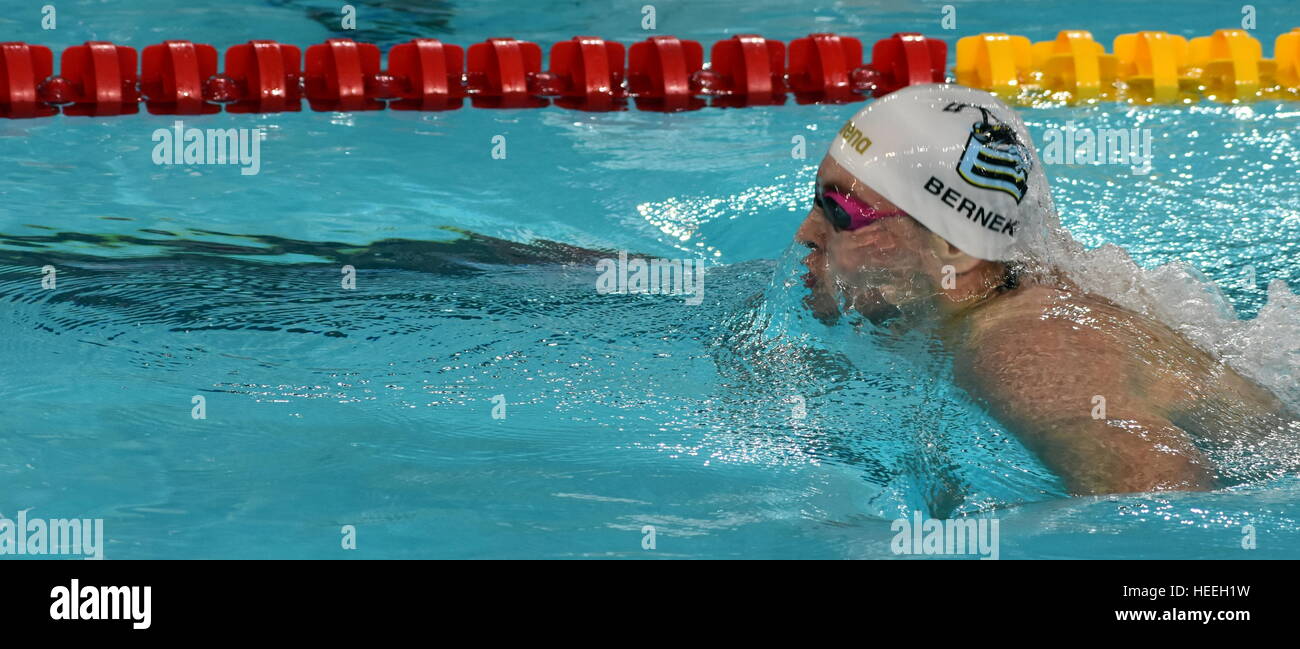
left=950, top=282, right=1294, bottom=493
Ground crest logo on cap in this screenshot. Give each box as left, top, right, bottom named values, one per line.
left=944, top=102, right=1031, bottom=204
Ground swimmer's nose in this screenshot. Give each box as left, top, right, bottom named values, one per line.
left=801, top=251, right=822, bottom=274
left=794, top=211, right=824, bottom=250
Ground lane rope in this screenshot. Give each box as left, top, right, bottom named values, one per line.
left=1, top=28, right=1298, bottom=118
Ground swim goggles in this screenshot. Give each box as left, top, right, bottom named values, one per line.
left=813, top=183, right=906, bottom=231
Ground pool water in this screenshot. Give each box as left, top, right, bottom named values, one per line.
left=1, top=0, right=1298, bottom=559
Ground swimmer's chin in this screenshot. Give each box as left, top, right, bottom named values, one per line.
left=802, top=292, right=842, bottom=325
left=803, top=284, right=902, bottom=326
left=843, top=286, right=905, bottom=325
left=853, top=300, right=904, bottom=326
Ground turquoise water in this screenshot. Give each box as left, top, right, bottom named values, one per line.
left=1, top=0, right=1298, bottom=558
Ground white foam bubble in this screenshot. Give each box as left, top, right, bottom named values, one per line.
left=1037, top=228, right=1299, bottom=410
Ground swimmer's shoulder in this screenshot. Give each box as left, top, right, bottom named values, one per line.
left=952, top=283, right=1134, bottom=401
left=951, top=283, right=1144, bottom=423
left=960, top=283, right=1073, bottom=339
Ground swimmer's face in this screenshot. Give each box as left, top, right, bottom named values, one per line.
left=795, top=156, right=984, bottom=324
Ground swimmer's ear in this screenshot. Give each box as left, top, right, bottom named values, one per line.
left=929, top=232, right=982, bottom=274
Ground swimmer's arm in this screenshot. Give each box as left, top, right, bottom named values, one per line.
left=996, top=411, right=1218, bottom=496
left=955, top=320, right=1218, bottom=496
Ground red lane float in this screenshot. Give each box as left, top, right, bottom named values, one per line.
left=867, top=32, right=947, bottom=96
left=788, top=33, right=863, bottom=103
left=59, top=41, right=140, bottom=116
left=628, top=35, right=705, bottom=111
left=0, top=42, right=56, bottom=118
left=549, top=36, right=626, bottom=111
left=221, top=40, right=302, bottom=113
left=305, top=38, right=384, bottom=111
left=141, top=40, right=219, bottom=115
left=385, top=38, right=464, bottom=111
left=466, top=38, right=547, bottom=108
left=706, top=34, right=786, bottom=107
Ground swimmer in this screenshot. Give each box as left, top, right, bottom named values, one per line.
left=796, top=84, right=1297, bottom=496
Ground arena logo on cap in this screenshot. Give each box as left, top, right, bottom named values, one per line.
left=943, top=103, right=1031, bottom=204
left=837, top=121, right=872, bottom=155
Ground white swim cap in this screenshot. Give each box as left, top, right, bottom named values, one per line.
left=828, top=84, right=1051, bottom=261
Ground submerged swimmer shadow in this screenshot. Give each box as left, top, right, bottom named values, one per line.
left=266, top=0, right=455, bottom=47
left=0, top=226, right=617, bottom=274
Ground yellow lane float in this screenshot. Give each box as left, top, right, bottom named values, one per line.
left=955, top=33, right=1033, bottom=98
left=1030, top=30, right=1117, bottom=101
left=1188, top=29, right=1270, bottom=101
left=1274, top=27, right=1300, bottom=91
left=1112, top=30, right=1193, bottom=103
